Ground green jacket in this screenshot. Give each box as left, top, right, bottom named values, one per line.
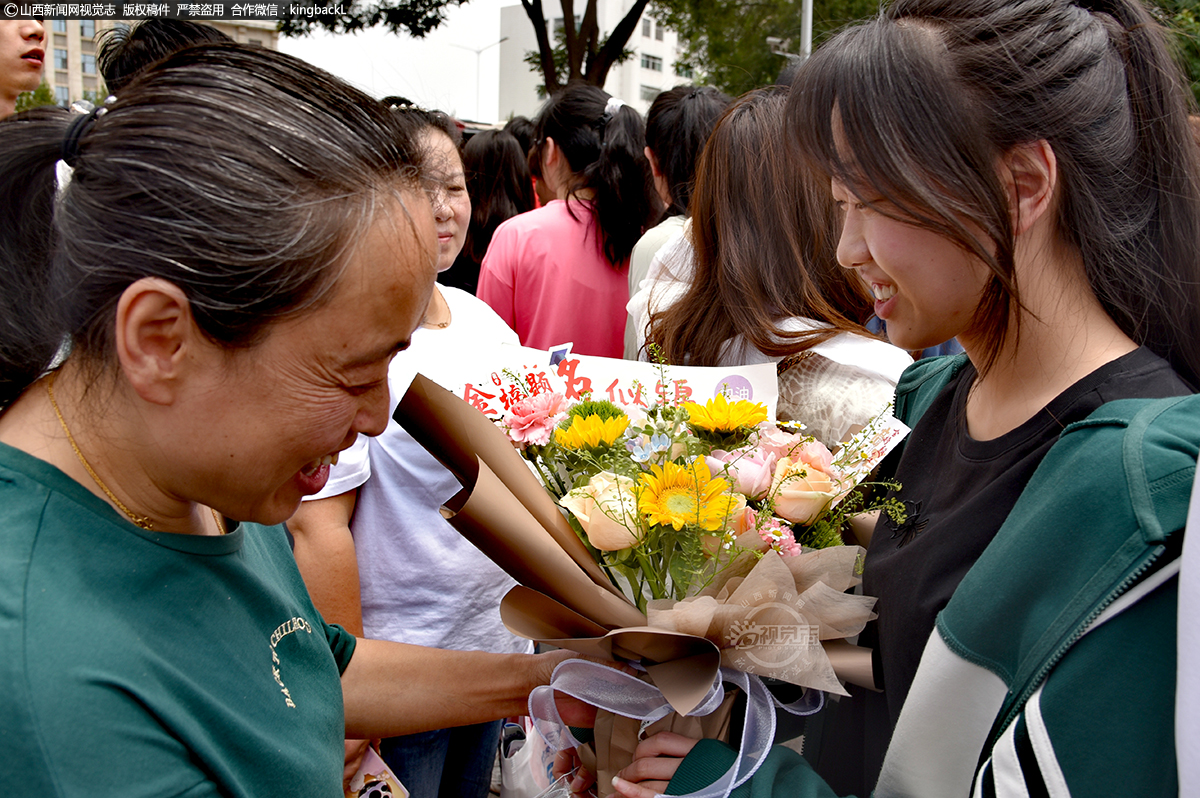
left=670, top=356, right=1195, bottom=797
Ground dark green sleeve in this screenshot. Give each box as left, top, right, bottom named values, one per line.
left=892, top=353, right=968, bottom=427
left=324, top=622, right=357, bottom=675
left=667, top=740, right=850, bottom=798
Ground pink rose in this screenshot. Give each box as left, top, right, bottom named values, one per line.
left=706, top=448, right=777, bottom=500
left=506, top=392, right=569, bottom=446
left=757, top=426, right=810, bottom=462
left=768, top=456, right=838, bottom=525
left=793, top=440, right=834, bottom=474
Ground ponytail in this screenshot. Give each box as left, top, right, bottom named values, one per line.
left=1073, top=0, right=1200, bottom=386
left=534, top=83, right=657, bottom=268
left=0, top=108, right=73, bottom=407
left=584, top=100, right=656, bottom=265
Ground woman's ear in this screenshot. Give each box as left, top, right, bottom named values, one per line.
left=645, top=146, right=671, bottom=207
left=114, top=277, right=199, bottom=406
left=540, top=137, right=571, bottom=200
left=1002, top=140, right=1057, bottom=237
left=541, top=136, right=560, bottom=171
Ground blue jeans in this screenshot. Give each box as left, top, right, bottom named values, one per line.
left=378, top=720, right=503, bottom=798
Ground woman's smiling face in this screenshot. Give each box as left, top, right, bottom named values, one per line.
left=176, top=193, right=437, bottom=525
left=831, top=177, right=990, bottom=352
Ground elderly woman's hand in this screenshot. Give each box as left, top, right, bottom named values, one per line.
left=610, top=732, right=700, bottom=798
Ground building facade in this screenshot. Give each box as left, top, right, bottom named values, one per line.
left=498, top=0, right=688, bottom=121
left=44, top=19, right=279, bottom=106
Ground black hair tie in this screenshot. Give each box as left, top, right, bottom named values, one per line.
left=595, top=96, right=626, bottom=144
left=61, top=105, right=107, bottom=168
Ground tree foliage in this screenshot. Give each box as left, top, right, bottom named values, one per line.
left=655, top=0, right=1200, bottom=104
left=1159, top=0, right=1200, bottom=107
left=278, top=0, right=463, bottom=39
left=15, top=81, right=56, bottom=113
left=278, top=0, right=649, bottom=96
left=651, top=0, right=875, bottom=96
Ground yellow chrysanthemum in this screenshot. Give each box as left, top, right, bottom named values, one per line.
left=555, top=414, right=630, bottom=449
left=638, top=459, right=738, bottom=532
left=684, top=394, right=768, bottom=432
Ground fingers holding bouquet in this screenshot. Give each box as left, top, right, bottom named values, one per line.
left=555, top=730, right=699, bottom=798
left=610, top=732, right=700, bottom=798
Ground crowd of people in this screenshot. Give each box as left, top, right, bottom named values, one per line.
left=1, top=2, right=1199, bottom=796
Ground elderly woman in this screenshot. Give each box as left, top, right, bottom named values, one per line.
left=0, top=45, right=576, bottom=797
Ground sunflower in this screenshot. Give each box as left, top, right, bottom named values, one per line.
left=684, top=394, right=768, bottom=433
left=638, top=459, right=738, bottom=531
left=555, top=413, right=630, bottom=449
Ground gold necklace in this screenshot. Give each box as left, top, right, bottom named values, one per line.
left=420, top=290, right=452, bottom=329
left=46, top=373, right=226, bottom=535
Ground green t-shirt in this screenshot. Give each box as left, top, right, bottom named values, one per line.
left=0, top=443, right=357, bottom=796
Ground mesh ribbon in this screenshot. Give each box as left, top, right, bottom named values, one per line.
left=527, top=659, right=824, bottom=798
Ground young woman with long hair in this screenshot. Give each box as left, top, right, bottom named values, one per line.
left=622, top=84, right=732, bottom=358
left=573, top=2, right=1200, bottom=795
left=636, top=89, right=912, bottom=446
left=477, top=82, right=658, bottom=357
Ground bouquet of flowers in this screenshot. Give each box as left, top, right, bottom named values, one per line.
left=391, top=353, right=908, bottom=798
left=498, top=375, right=906, bottom=615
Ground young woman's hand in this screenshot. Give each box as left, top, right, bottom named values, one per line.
left=611, top=732, right=700, bottom=798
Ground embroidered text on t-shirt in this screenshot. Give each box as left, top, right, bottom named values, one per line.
left=269, top=616, right=313, bottom=708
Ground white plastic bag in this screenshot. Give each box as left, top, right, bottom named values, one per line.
left=500, top=721, right=571, bottom=798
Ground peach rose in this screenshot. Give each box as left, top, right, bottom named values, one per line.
left=559, top=472, right=641, bottom=551
left=768, top=456, right=837, bottom=525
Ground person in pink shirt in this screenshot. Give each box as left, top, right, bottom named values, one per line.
left=478, top=83, right=658, bottom=358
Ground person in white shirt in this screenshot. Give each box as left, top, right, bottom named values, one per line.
left=289, top=106, right=531, bottom=798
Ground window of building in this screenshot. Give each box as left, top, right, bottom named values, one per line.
left=54, top=85, right=69, bottom=106
left=640, top=85, right=659, bottom=102
left=678, top=65, right=695, bottom=79
left=655, top=22, right=664, bottom=41
left=641, top=53, right=663, bottom=72
left=249, top=38, right=263, bottom=47
left=52, top=20, right=66, bottom=33
left=80, top=20, right=95, bottom=39
left=54, top=49, right=68, bottom=71
left=553, top=15, right=581, bottom=36
left=81, top=54, right=96, bottom=75
left=642, top=18, right=651, bottom=37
